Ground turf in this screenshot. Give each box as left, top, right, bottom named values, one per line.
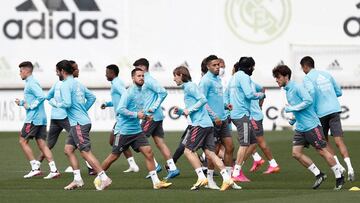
left=0, top=131, right=360, bottom=202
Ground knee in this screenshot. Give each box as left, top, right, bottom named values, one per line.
left=292, top=151, right=301, bottom=159
left=64, top=147, right=73, bottom=156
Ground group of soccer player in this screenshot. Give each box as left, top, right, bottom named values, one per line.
left=15, top=55, right=354, bottom=191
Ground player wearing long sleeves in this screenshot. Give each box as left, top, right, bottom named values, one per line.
left=273, top=64, right=345, bottom=190
left=133, top=58, right=179, bottom=180
left=100, top=65, right=139, bottom=173
left=15, top=61, right=60, bottom=180
left=107, top=68, right=171, bottom=189
left=50, top=60, right=111, bottom=191
left=226, top=57, right=265, bottom=182
left=301, top=56, right=354, bottom=181
left=173, top=65, right=234, bottom=191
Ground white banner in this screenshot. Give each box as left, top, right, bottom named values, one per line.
left=0, top=88, right=358, bottom=131
left=1, top=0, right=360, bottom=88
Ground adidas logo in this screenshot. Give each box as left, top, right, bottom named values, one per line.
left=327, top=59, right=342, bottom=70
left=3, top=0, right=118, bottom=40
left=16, top=0, right=100, bottom=12
left=81, top=62, right=95, bottom=72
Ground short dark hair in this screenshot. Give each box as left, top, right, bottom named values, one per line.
left=68, top=60, right=76, bottom=65
left=131, top=67, right=143, bottom=77
left=300, top=56, right=315, bottom=68
left=272, top=65, right=292, bottom=79
left=19, top=61, right=33, bottom=70
left=204, top=55, right=218, bottom=66
left=133, top=58, right=149, bottom=70
left=201, top=58, right=208, bottom=74
left=56, top=60, right=73, bottom=74
left=106, top=64, right=119, bottom=76
left=238, top=57, right=255, bottom=69
left=173, top=66, right=192, bottom=82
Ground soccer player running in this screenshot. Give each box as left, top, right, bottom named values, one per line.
left=133, top=58, right=180, bottom=180
left=173, top=66, right=234, bottom=191
left=225, top=57, right=264, bottom=182
left=101, top=68, right=171, bottom=189
left=243, top=57, right=280, bottom=174
left=100, top=64, right=140, bottom=172
left=300, top=56, right=354, bottom=181
left=272, top=64, right=345, bottom=190
left=49, top=60, right=111, bottom=190
left=199, top=55, right=241, bottom=190
left=16, top=61, right=60, bottom=179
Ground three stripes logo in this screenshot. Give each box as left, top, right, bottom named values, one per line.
left=16, top=0, right=100, bottom=12
left=3, top=0, right=118, bottom=40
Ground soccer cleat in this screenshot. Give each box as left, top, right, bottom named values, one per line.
left=88, top=167, right=96, bottom=176
left=23, top=169, right=42, bottom=178
left=64, top=166, right=73, bottom=173
left=250, top=159, right=265, bottom=172
left=334, top=175, right=345, bottom=191
left=220, top=179, right=234, bottom=191
left=164, top=169, right=180, bottom=180
left=205, top=180, right=220, bottom=190
left=43, top=171, right=61, bottom=179
left=64, top=179, right=84, bottom=190
left=231, top=182, right=242, bottom=190
left=312, top=172, right=327, bottom=189
left=153, top=181, right=172, bottom=189
left=190, top=178, right=208, bottom=190
left=94, top=177, right=112, bottom=191
left=123, top=165, right=140, bottom=173
left=145, top=164, right=162, bottom=179
left=348, top=169, right=355, bottom=181
left=263, top=166, right=280, bottom=174
left=232, top=170, right=250, bottom=182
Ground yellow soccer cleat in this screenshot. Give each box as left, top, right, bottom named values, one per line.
left=153, top=181, right=172, bottom=189
left=190, top=178, right=208, bottom=191
left=220, top=179, right=234, bottom=191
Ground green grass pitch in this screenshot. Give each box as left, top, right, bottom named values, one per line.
left=1, top=131, right=360, bottom=202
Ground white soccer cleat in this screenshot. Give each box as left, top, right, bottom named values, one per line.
left=123, top=165, right=139, bottom=173
left=23, top=169, right=42, bottom=178
left=231, top=182, right=242, bottom=190
left=43, top=171, right=61, bottom=179
left=64, top=179, right=84, bottom=190
left=94, top=177, right=112, bottom=191
left=205, top=180, right=220, bottom=190
left=64, top=166, right=74, bottom=173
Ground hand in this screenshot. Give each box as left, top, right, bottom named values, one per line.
left=145, top=115, right=153, bottom=121
left=137, top=111, right=145, bottom=119
left=100, top=103, right=106, bottom=109
left=15, top=98, right=20, bottom=106
left=23, top=101, right=28, bottom=109
left=214, top=118, right=222, bottom=126
left=183, top=109, right=189, bottom=116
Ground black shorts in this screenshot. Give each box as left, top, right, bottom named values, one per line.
left=112, top=132, right=150, bottom=154
left=213, top=120, right=231, bottom=144
left=20, top=123, right=47, bottom=140
left=141, top=120, right=165, bottom=138
left=319, top=112, right=343, bottom=138
left=293, top=125, right=327, bottom=150
left=67, top=124, right=92, bottom=152
left=250, top=119, right=264, bottom=137
left=47, top=118, right=71, bottom=149
left=185, top=126, right=215, bottom=152
left=232, top=116, right=257, bottom=146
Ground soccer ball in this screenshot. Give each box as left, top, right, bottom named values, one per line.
left=93, top=176, right=101, bottom=190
